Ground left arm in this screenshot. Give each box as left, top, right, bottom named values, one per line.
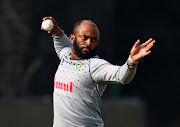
left=90, top=58, right=136, bottom=84
left=90, top=38, right=156, bottom=84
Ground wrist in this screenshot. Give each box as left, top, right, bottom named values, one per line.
left=53, top=31, right=63, bottom=36
left=53, top=27, right=63, bottom=36
left=128, top=55, right=139, bottom=65
left=52, top=30, right=64, bottom=39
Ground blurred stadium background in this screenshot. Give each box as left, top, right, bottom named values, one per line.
left=0, top=0, right=179, bottom=127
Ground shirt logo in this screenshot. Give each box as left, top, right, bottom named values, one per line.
left=54, top=81, right=73, bottom=92
left=74, top=61, right=82, bottom=71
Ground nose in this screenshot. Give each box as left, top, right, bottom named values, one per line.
left=85, top=38, right=91, bottom=46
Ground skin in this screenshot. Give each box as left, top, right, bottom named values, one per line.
left=41, top=17, right=156, bottom=66
left=69, top=20, right=100, bottom=60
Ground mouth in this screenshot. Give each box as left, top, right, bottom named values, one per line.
left=82, top=47, right=91, bottom=53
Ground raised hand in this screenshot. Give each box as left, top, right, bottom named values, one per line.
left=41, top=17, right=63, bottom=36
left=129, top=38, right=156, bottom=65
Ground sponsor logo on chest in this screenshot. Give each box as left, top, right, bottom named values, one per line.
left=54, top=77, right=73, bottom=92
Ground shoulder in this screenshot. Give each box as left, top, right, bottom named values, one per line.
left=90, top=57, right=110, bottom=66
left=89, top=57, right=111, bottom=71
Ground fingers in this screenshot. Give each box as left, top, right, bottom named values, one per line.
left=41, top=25, right=43, bottom=30
left=41, top=16, right=55, bottom=26
left=145, top=50, right=151, bottom=56
left=142, top=38, right=153, bottom=46
left=42, top=17, right=56, bottom=23
left=42, top=16, right=51, bottom=21
left=133, top=39, right=140, bottom=48
left=41, top=17, right=51, bottom=30
left=146, top=40, right=156, bottom=51
left=48, top=30, right=52, bottom=33
left=144, top=40, right=155, bottom=56
left=41, top=16, right=57, bottom=33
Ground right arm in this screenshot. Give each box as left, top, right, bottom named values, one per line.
left=41, top=17, right=72, bottom=59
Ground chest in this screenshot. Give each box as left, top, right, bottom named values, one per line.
left=54, top=59, right=96, bottom=94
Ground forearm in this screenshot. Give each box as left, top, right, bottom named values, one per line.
left=52, top=26, right=63, bottom=36
left=116, top=61, right=137, bottom=84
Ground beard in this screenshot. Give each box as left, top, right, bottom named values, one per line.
left=73, top=39, right=97, bottom=59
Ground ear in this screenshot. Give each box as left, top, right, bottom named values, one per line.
left=69, top=34, right=75, bottom=44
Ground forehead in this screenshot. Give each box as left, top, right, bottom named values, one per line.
left=75, top=21, right=100, bottom=38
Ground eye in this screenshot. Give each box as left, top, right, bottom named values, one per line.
left=82, top=35, right=89, bottom=41
left=92, top=37, right=98, bottom=42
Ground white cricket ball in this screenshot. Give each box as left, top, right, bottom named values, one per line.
left=41, top=19, right=54, bottom=31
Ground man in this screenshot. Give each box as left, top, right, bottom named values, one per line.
left=41, top=16, right=155, bottom=127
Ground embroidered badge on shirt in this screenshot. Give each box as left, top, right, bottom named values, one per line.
left=74, top=61, right=82, bottom=71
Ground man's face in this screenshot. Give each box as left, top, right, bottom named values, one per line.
left=73, top=38, right=97, bottom=59
left=72, top=21, right=100, bottom=59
